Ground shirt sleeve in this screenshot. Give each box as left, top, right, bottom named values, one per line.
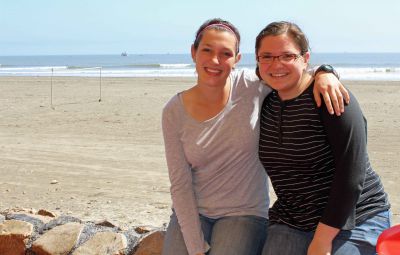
left=161, top=99, right=209, bottom=255
left=318, top=90, right=367, bottom=229
left=241, top=69, right=272, bottom=98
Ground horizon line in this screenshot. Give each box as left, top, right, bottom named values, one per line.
left=2, top=52, right=400, bottom=57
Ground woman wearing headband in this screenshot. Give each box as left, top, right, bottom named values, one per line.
left=161, top=18, right=348, bottom=255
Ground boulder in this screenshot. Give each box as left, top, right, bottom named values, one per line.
left=31, top=222, right=83, bottom=255
left=133, top=229, right=165, bottom=255
left=73, top=231, right=127, bottom=255
left=0, top=220, right=33, bottom=255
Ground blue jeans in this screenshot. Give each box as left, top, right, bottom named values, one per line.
left=262, top=210, right=391, bottom=255
left=162, top=211, right=268, bottom=255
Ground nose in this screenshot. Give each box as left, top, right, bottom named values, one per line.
left=269, top=57, right=283, bottom=68
left=211, top=53, right=220, bottom=64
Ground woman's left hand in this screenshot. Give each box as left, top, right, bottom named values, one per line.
left=307, top=222, right=339, bottom=255
left=307, top=238, right=332, bottom=255
left=313, top=72, right=350, bottom=116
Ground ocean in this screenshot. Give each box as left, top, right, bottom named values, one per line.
left=1, top=53, right=400, bottom=81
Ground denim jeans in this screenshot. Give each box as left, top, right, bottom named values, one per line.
left=262, top=210, right=391, bottom=255
left=162, top=211, right=268, bottom=255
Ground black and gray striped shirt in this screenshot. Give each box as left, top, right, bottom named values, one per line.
left=259, top=82, right=389, bottom=231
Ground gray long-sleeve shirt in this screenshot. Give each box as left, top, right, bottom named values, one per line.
left=162, top=70, right=271, bottom=255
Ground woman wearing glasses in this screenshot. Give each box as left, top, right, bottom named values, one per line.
left=256, top=21, right=391, bottom=255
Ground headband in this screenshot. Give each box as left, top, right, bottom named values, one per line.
left=196, top=23, right=239, bottom=52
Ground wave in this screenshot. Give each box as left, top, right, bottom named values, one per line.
left=0, top=64, right=191, bottom=70
left=1, top=65, right=400, bottom=80
left=0, top=65, right=68, bottom=71
left=120, top=63, right=192, bottom=68
left=159, top=64, right=192, bottom=68
left=67, top=66, right=102, bottom=70
left=335, top=67, right=400, bottom=80
left=67, top=65, right=87, bottom=69
left=337, top=67, right=400, bottom=73
left=62, top=63, right=194, bottom=69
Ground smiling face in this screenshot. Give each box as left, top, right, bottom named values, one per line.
left=191, top=29, right=241, bottom=88
left=257, top=34, right=310, bottom=99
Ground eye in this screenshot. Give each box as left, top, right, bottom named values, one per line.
left=201, top=48, right=211, bottom=52
left=223, top=51, right=234, bottom=57
left=260, top=55, right=273, bottom=61
left=281, top=54, right=296, bottom=61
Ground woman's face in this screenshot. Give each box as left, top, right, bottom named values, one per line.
left=257, top=34, right=309, bottom=97
left=192, top=29, right=241, bottom=88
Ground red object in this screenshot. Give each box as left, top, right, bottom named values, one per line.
left=376, top=224, right=400, bottom=255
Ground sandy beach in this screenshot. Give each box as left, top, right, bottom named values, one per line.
left=0, top=76, right=399, bottom=228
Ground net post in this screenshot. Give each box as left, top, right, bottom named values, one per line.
left=99, top=67, right=102, bottom=102
left=51, top=68, right=54, bottom=109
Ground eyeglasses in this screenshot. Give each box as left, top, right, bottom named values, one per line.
left=257, top=53, right=302, bottom=64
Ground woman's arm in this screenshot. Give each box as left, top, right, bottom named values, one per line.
left=309, top=90, right=368, bottom=254
left=313, top=71, right=350, bottom=116
left=162, top=101, right=209, bottom=255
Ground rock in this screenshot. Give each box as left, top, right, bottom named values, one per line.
left=0, top=220, right=33, bottom=255
left=37, top=209, right=57, bottom=218
left=3, top=207, right=37, bottom=215
left=0, top=208, right=167, bottom=255
left=6, top=213, right=46, bottom=232
left=95, top=220, right=120, bottom=229
left=31, top=222, right=83, bottom=255
left=42, top=215, right=81, bottom=232
left=0, top=219, right=34, bottom=236
left=72, top=231, right=127, bottom=255
left=134, top=226, right=153, bottom=234
left=133, top=229, right=166, bottom=255
left=50, top=180, right=58, bottom=184
left=8, top=212, right=54, bottom=225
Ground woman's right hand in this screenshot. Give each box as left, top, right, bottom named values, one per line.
left=313, top=72, right=349, bottom=116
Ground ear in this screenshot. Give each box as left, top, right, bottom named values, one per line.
left=233, top=52, right=242, bottom=68
left=303, top=52, right=310, bottom=64
left=191, top=44, right=196, bottom=63
left=235, top=52, right=242, bottom=63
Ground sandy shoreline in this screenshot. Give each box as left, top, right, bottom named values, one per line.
left=0, top=76, right=399, bottom=228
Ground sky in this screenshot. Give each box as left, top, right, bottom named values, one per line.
left=1, top=0, right=399, bottom=55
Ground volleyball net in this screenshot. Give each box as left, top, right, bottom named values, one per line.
left=49, top=67, right=103, bottom=108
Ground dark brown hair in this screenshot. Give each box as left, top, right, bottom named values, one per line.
left=255, top=21, right=310, bottom=79
left=193, top=18, right=241, bottom=55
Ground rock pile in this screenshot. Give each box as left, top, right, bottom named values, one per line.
left=0, top=208, right=166, bottom=255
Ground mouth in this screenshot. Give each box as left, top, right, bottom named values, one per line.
left=204, top=67, right=223, bottom=76
left=269, top=72, right=289, bottom=78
